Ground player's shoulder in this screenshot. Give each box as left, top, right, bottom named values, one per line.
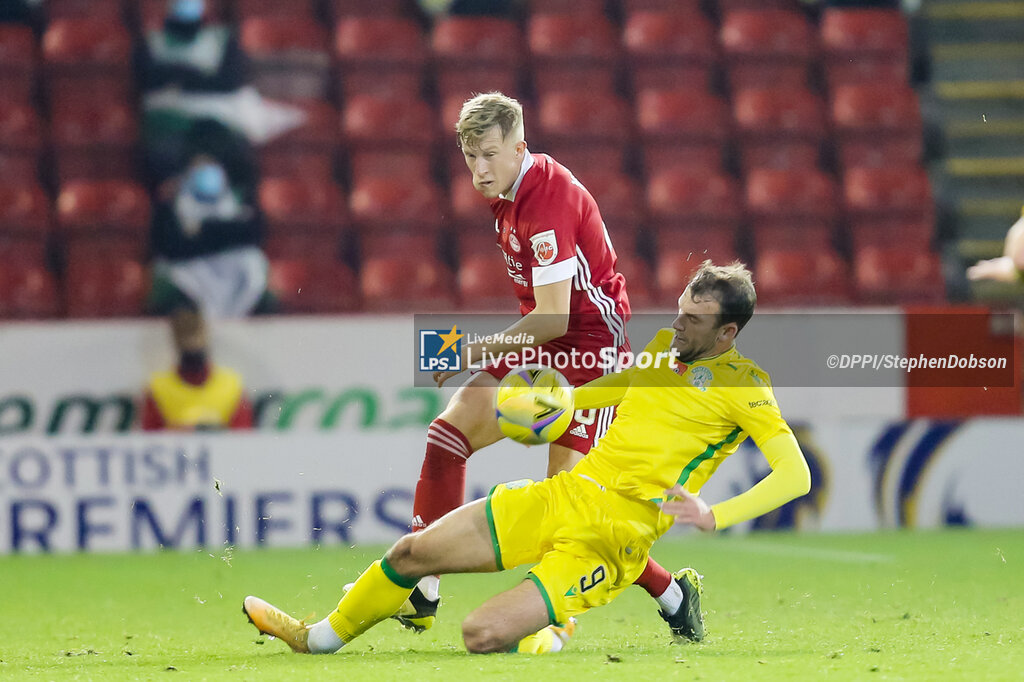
left=647, top=328, right=675, bottom=352
left=529, top=153, right=593, bottom=202
left=709, top=347, right=773, bottom=389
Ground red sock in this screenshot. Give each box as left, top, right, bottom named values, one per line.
left=411, top=418, right=473, bottom=531
left=634, top=557, right=673, bottom=597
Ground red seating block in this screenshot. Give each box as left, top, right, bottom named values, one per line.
left=0, top=263, right=60, bottom=319
left=50, top=97, right=138, bottom=181
left=457, top=251, right=512, bottom=311
left=636, top=87, right=729, bottom=174
left=821, top=8, right=909, bottom=88
left=342, top=94, right=437, bottom=180
left=57, top=180, right=151, bottom=260
left=349, top=177, right=444, bottom=234
left=42, top=19, right=133, bottom=100
left=646, top=167, right=742, bottom=234
left=853, top=245, right=945, bottom=304
left=0, top=182, right=51, bottom=263
left=0, top=26, right=37, bottom=101
left=334, top=17, right=428, bottom=100
left=260, top=176, right=347, bottom=236
left=831, top=84, right=923, bottom=168
left=269, top=258, right=360, bottom=313
left=536, top=91, right=632, bottom=175
left=653, top=229, right=740, bottom=305
left=240, top=17, right=330, bottom=99
left=755, top=248, right=852, bottom=306
left=0, top=98, right=43, bottom=180
left=235, top=0, right=317, bottom=18
left=528, top=13, right=620, bottom=96
left=360, top=234, right=455, bottom=312
left=720, top=10, right=815, bottom=91
left=327, top=0, right=408, bottom=19
left=733, top=87, right=826, bottom=172
left=259, top=99, right=339, bottom=180
left=63, top=257, right=147, bottom=318
left=624, top=10, right=717, bottom=91
left=431, top=17, right=523, bottom=99
left=745, top=168, right=838, bottom=250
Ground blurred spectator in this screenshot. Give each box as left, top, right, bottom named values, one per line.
left=967, top=208, right=1024, bottom=284
left=0, top=0, right=40, bottom=26
left=140, top=308, right=254, bottom=430
left=148, top=155, right=275, bottom=317
left=137, top=0, right=245, bottom=94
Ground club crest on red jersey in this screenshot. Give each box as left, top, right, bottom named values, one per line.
left=530, top=229, right=558, bottom=265
left=508, top=233, right=521, bottom=252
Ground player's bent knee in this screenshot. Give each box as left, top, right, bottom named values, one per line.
left=384, top=533, right=425, bottom=578
left=462, top=615, right=513, bottom=654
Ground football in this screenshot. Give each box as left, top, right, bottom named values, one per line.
left=494, top=365, right=574, bottom=445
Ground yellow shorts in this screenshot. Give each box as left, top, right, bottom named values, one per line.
left=485, top=471, right=664, bottom=626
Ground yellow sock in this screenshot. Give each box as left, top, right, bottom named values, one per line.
left=516, top=619, right=575, bottom=654
left=327, top=559, right=415, bottom=643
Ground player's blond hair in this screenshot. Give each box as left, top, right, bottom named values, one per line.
left=455, top=92, right=524, bottom=150
left=687, top=260, right=757, bottom=332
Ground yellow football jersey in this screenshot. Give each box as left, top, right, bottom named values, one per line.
left=572, top=328, right=792, bottom=504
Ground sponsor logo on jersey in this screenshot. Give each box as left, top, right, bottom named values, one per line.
left=530, top=229, right=558, bottom=266
left=689, top=366, right=713, bottom=391
left=569, top=423, right=589, bottom=438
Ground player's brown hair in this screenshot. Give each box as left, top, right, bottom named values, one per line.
left=686, top=260, right=757, bottom=333
left=170, top=308, right=207, bottom=353
left=455, top=92, right=524, bottom=150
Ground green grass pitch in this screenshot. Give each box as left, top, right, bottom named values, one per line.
left=1, top=529, right=1021, bottom=681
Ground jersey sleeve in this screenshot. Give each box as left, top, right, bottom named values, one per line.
left=522, top=189, right=582, bottom=287
left=727, top=367, right=792, bottom=447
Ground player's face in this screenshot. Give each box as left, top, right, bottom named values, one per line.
left=670, top=290, right=727, bottom=363
left=462, top=126, right=525, bottom=199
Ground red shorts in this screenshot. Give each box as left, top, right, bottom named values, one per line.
left=476, top=335, right=631, bottom=453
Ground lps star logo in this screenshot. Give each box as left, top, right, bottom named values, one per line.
left=418, top=325, right=464, bottom=371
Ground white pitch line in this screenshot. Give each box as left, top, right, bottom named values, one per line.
left=711, top=539, right=895, bottom=564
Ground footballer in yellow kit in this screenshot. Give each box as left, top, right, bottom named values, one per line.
left=242, top=261, right=811, bottom=656
left=487, top=327, right=801, bottom=626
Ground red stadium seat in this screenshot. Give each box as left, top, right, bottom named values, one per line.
left=572, top=170, right=644, bottom=241
left=755, top=248, right=852, bottom=306
left=431, top=17, right=524, bottom=99
left=622, top=0, right=702, bottom=10
left=624, top=10, right=717, bottom=91
left=0, top=182, right=51, bottom=263
left=0, top=98, right=43, bottom=180
left=831, top=84, right=923, bottom=169
left=342, top=94, right=437, bottom=180
left=240, top=17, right=330, bottom=99
left=50, top=97, right=139, bottom=181
left=646, top=168, right=742, bottom=234
left=260, top=176, right=347, bottom=238
left=56, top=181, right=151, bottom=260
left=525, top=0, right=606, bottom=14
left=450, top=178, right=494, bottom=232
left=821, top=9, right=909, bottom=88
left=720, top=10, right=815, bottom=91
left=0, top=263, right=60, bottom=319
left=653, top=229, right=740, bottom=305
left=527, top=13, right=620, bottom=96
left=843, top=166, right=935, bottom=248
left=334, top=17, right=428, bottom=100
left=259, top=99, right=339, bottom=180
left=63, top=257, right=147, bottom=318
left=46, top=0, right=122, bottom=20
left=42, top=19, right=133, bottom=100
left=360, top=234, right=455, bottom=312
left=615, top=249, right=656, bottom=311
left=0, top=26, right=37, bottom=101
left=733, top=87, right=826, bottom=172
left=745, top=168, right=838, bottom=250
left=235, top=0, right=317, bottom=18
left=269, top=258, right=360, bottom=313
left=536, top=91, right=632, bottom=175
left=327, top=0, right=408, bottom=19
left=636, top=87, right=729, bottom=175
left=853, top=245, right=944, bottom=304
left=349, top=177, right=444, bottom=235
left=457, top=251, right=512, bottom=311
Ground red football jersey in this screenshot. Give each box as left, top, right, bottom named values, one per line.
left=489, top=152, right=630, bottom=348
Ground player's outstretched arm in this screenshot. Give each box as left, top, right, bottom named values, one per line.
left=573, top=371, right=632, bottom=409
left=663, top=432, right=810, bottom=532
left=967, top=212, right=1024, bottom=282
